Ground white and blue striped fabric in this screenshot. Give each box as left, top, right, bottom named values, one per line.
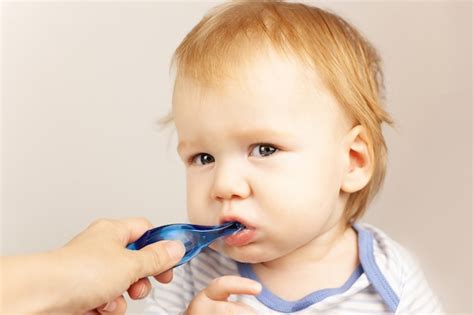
left=144, top=223, right=443, bottom=314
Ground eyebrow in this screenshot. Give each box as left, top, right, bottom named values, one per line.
left=176, top=128, right=294, bottom=154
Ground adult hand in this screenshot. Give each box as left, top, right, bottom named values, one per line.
left=1, top=217, right=186, bottom=314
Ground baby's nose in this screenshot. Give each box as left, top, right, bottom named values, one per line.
left=210, top=162, right=251, bottom=201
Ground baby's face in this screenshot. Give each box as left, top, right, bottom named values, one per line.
left=173, top=49, right=354, bottom=263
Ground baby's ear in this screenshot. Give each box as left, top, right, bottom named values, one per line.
left=340, top=125, right=373, bottom=193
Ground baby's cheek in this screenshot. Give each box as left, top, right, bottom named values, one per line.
left=186, top=210, right=208, bottom=225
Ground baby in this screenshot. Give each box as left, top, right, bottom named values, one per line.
left=145, top=1, right=443, bottom=314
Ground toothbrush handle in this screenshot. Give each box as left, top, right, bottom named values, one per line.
left=127, top=226, right=165, bottom=250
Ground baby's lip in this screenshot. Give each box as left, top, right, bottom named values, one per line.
left=219, top=215, right=254, bottom=229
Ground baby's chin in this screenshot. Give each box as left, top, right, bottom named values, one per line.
left=208, top=241, right=278, bottom=264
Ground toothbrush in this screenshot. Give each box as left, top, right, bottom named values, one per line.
left=127, top=221, right=245, bottom=267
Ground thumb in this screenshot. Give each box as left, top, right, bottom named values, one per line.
left=132, top=240, right=185, bottom=278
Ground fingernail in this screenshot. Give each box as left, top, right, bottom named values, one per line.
left=138, top=284, right=147, bottom=299
left=164, top=240, right=185, bottom=260
left=102, top=301, right=117, bottom=312
left=254, top=282, right=262, bottom=292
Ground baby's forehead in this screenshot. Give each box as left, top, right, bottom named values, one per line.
left=174, top=48, right=325, bottom=106
left=172, top=47, right=353, bottom=138
left=174, top=89, right=350, bottom=145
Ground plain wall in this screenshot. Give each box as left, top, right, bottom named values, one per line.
left=1, top=1, right=472, bottom=314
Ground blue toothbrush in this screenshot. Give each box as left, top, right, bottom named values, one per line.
left=127, top=221, right=245, bottom=267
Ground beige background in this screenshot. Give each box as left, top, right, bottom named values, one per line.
left=1, top=1, right=472, bottom=314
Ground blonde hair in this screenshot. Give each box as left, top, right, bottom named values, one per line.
left=158, top=0, right=395, bottom=223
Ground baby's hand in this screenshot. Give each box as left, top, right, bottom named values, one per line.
left=185, top=275, right=262, bottom=315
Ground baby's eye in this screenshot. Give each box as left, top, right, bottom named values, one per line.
left=189, top=143, right=278, bottom=167
left=190, top=153, right=214, bottom=166
left=250, top=143, right=278, bottom=158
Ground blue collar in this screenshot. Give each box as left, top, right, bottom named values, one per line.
left=237, top=223, right=399, bottom=313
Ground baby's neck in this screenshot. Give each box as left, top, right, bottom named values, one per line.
left=252, top=222, right=359, bottom=300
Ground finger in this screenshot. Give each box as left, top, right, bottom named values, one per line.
left=132, top=240, right=185, bottom=278
left=214, top=301, right=258, bottom=315
left=110, top=295, right=127, bottom=315
left=116, top=217, right=154, bottom=246
left=98, top=295, right=127, bottom=315
left=127, top=277, right=151, bottom=300
left=153, top=269, right=173, bottom=283
left=204, top=276, right=262, bottom=301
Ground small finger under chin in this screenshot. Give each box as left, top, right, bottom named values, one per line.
left=205, top=276, right=262, bottom=301
left=215, top=301, right=258, bottom=315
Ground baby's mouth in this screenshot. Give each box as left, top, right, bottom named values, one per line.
left=219, top=219, right=256, bottom=247
left=223, top=227, right=256, bottom=247
left=219, top=216, right=253, bottom=229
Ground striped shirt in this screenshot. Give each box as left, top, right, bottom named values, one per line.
left=144, top=223, right=443, bottom=314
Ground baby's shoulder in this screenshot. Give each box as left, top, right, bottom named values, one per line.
left=356, top=223, right=425, bottom=291
left=355, top=224, right=444, bottom=313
